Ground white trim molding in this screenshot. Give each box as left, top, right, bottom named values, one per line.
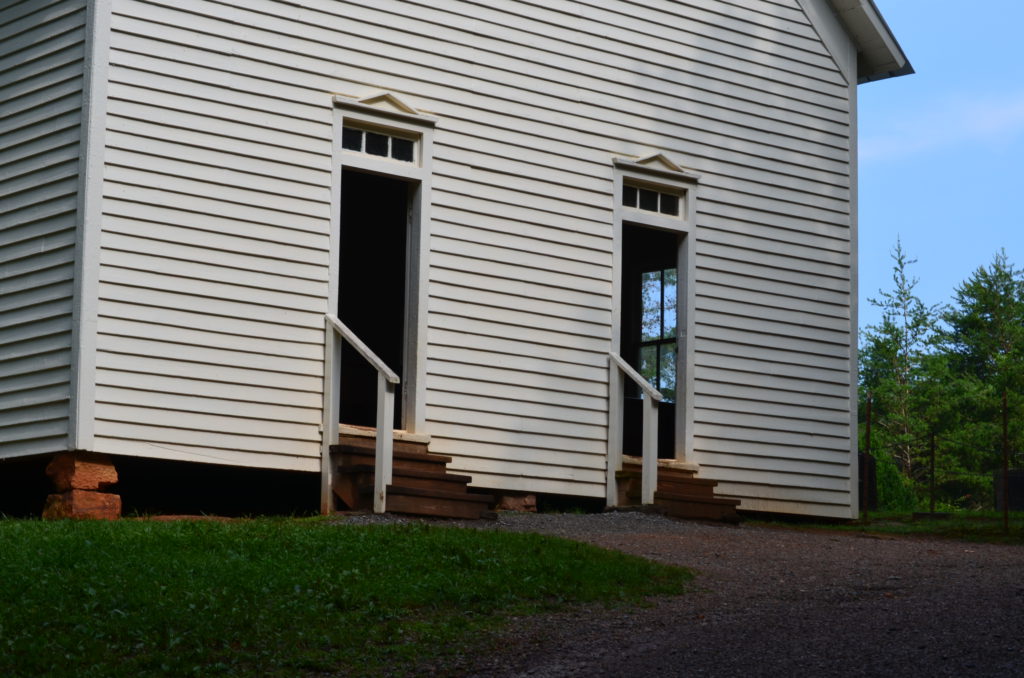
left=823, top=0, right=913, bottom=82
left=69, top=0, right=112, bottom=452
left=329, top=92, right=436, bottom=434
left=610, top=152, right=699, bottom=463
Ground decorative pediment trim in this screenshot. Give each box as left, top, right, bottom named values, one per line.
left=333, top=92, right=436, bottom=126
left=356, top=91, right=421, bottom=115
left=635, top=152, right=683, bottom=173
left=614, top=154, right=700, bottom=184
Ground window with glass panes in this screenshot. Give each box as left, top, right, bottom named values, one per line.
left=341, top=126, right=415, bottom=162
left=623, top=184, right=680, bottom=217
left=639, top=268, right=677, bottom=402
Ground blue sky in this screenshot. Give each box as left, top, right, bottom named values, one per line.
left=857, top=0, right=1024, bottom=331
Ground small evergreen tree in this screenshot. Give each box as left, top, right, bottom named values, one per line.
left=859, top=241, right=943, bottom=506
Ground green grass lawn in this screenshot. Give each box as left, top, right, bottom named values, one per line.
left=0, top=518, right=692, bottom=677
left=750, top=511, right=1024, bottom=544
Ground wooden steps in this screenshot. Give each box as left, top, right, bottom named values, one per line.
left=331, top=430, right=493, bottom=519
left=619, top=459, right=740, bottom=523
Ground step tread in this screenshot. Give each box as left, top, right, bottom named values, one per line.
left=619, top=476, right=719, bottom=489
left=335, top=434, right=429, bottom=448
left=627, top=481, right=717, bottom=494
left=337, top=463, right=472, bottom=484
left=654, top=490, right=741, bottom=507
left=331, top=444, right=453, bottom=466
left=359, top=483, right=494, bottom=505
left=657, top=477, right=718, bottom=487
left=621, top=462, right=697, bottom=474
left=618, top=468, right=699, bottom=481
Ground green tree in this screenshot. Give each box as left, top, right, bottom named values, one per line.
left=862, top=247, right=1024, bottom=511
left=942, top=251, right=1024, bottom=474
left=860, top=241, right=943, bottom=494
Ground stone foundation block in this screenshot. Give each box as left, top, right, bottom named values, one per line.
left=42, top=489, right=122, bottom=520
left=46, top=452, right=118, bottom=492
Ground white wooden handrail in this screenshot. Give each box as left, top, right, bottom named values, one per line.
left=321, top=313, right=398, bottom=515
left=607, top=352, right=662, bottom=508
left=325, top=314, right=400, bottom=384
left=609, top=353, right=664, bottom=403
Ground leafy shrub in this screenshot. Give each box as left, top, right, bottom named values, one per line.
left=872, top=450, right=917, bottom=511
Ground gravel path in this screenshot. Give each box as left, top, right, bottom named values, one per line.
left=347, top=511, right=1024, bottom=677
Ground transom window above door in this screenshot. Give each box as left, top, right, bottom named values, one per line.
left=623, top=184, right=680, bottom=216
left=613, top=154, right=697, bottom=234
left=341, top=126, right=416, bottom=163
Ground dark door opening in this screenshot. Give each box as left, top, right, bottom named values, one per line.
left=338, top=169, right=410, bottom=429
left=621, top=224, right=680, bottom=458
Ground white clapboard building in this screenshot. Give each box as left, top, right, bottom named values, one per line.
left=1, top=0, right=909, bottom=518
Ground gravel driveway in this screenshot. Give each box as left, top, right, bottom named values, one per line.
left=374, top=511, right=1024, bottom=677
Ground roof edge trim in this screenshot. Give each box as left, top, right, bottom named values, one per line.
left=827, top=0, right=914, bottom=83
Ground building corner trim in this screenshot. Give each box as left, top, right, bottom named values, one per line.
left=69, top=0, right=112, bottom=451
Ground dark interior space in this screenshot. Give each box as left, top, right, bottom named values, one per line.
left=0, top=455, right=52, bottom=517
left=115, top=456, right=319, bottom=517
left=533, top=492, right=606, bottom=514
left=338, top=169, right=409, bottom=429
left=622, top=401, right=676, bottom=459
left=621, top=224, right=680, bottom=458
left=1, top=455, right=321, bottom=518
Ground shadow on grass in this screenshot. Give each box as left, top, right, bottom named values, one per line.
left=0, top=518, right=693, bottom=677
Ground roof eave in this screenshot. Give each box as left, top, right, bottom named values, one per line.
left=828, top=0, right=914, bottom=83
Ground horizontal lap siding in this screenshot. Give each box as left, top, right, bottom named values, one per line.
left=532, top=0, right=853, bottom=514
left=98, top=0, right=854, bottom=511
left=691, top=177, right=856, bottom=512
left=93, top=0, right=333, bottom=470
left=416, top=0, right=852, bottom=511
left=692, top=248, right=855, bottom=516
left=0, top=0, right=87, bottom=458
left=412, top=0, right=847, bottom=500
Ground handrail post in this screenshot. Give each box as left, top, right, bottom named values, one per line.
left=373, top=372, right=395, bottom=514
left=324, top=314, right=399, bottom=515
left=641, top=394, right=658, bottom=505
left=321, top=321, right=342, bottom=515
left=607, top=352, right=662, bottom=509
left=606, top=361, right=624, bottom=507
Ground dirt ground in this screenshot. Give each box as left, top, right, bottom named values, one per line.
left=408, top=512, right=1024, bottom=677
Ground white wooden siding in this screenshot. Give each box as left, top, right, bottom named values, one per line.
left=91, top=0, right=856, bottom=513
left=0, top=0, right=88, bottom=458
left=90, top=0, right=334, bottom=469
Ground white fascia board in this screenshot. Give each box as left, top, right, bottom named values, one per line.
left=827, top=0, right=914, bottom=83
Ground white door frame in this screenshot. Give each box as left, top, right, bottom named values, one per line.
left=610, top=155, right=699, bottom=460
left=328, top=94, right=436, bottom=433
